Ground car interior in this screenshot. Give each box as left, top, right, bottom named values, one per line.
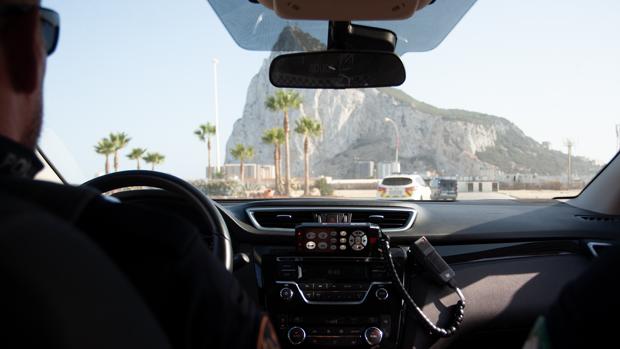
left=3, top=0, right=619, bottom=348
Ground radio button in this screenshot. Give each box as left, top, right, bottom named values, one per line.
left=375, top=288, right=389, bottom=301
left=351, top=244, right=364, bottom=251
left=299, top=283, right=312, bottom=290
left=277, top=262, right=296, bottom=270
left=352, top=230, right=365, bottom=237
left=288, top=327, right=306, bottom=345
left=278, top=270, right=297, bottom=279
left=315, top=283, right=327, bottom=290
left=343, top=337, right=361, bottom=346
left=279, top=287, right=294, bottom=301
left=380, top=315, right=392, bottom=337
left=354, top=283, right=368, bottom=290
left=347, top=328, right=363, bottom=335
left=364, top=327, right=383, bottom=346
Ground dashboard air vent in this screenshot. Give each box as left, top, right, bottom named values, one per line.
left=249, top=210, right=316, bottom=230
left=246, top=207, right=416, bottom=233
left=575, top=214, right=620, bottom=223
left=350, top=210, right=413, bottom=230
left=587, top=242, right=613, bottom=257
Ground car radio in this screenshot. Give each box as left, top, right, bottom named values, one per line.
left=257, top=223, right=406, bottom=348
left=295, top=223, right=381, bottom=256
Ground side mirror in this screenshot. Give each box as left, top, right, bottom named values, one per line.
left=269, top=51, right=406, bottom=89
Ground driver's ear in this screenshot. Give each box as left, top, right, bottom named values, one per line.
left=0, top=9, right=43, bottom=94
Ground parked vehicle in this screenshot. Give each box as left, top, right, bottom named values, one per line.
left=377, top=174, right=432, bottom=200
left=430, top=178, right=458, bottom=200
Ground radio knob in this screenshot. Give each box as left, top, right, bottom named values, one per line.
left=288, top=326, right=306, bottom=345
left=279, top=287, right=294, bottom=301
left=364, top=327, right=383, bottom=346
left=375, top=288, right=389, bottom=301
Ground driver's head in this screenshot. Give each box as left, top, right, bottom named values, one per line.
left=0, top=0, right=58, bottom=149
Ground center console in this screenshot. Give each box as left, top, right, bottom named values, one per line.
left=256, top=223, right=406, bottom=348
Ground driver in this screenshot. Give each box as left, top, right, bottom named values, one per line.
left=0, top=2, right=280, bottom=349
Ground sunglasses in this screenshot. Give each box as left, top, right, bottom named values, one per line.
left=0, top=6, right=60, bottom=56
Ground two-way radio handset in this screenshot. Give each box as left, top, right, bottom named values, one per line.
left=379, top=234, right=465, bottom=337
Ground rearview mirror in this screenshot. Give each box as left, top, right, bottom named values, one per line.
left=269, top=51, right=406, bottom=89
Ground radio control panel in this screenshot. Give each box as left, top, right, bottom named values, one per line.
left=295, top=223, right=381, bottom=256
left=257, top=223, right=405, bottom=348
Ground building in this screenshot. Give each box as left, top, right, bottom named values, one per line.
left=457, top=180, right=499, bottom=193
left=222, top=163, right=275, bottom=182
left=377, top=161, right=400, bottom=179
left=354, top=161, right=374, bottom=179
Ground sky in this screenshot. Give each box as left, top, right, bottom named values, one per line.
left=40, top=0, right=620, bottom=183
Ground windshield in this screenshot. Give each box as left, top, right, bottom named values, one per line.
left=381, top=178, right=413, bottom=186
left=41, top=0, right=620, bottom=201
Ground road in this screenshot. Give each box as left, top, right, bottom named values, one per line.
left=333, top=190, right=514, bottom=200
left=457, top=192, right=515, bottom=200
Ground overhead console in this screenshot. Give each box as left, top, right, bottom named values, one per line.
left=256, top=223, right=406, bottom=348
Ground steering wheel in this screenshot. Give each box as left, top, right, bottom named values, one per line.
left=82, top=170, right=233, bottom=271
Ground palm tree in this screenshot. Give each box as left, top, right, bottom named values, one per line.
left=262, top=128, right=285, bottom=194
left=295, top=117, right=322, bottom=196
left=230, top=144, right=254, bottom=184
left=265, top=90, right=302, bottom=196
left=194, top=123, right=217, bottom=179
left=143, top=152, right=165, bottom=171
left=94, top=138, right=115, bottom=174
left=126, top=148, right=147, bottom=170
left=109, top=132, right=131, bottom=172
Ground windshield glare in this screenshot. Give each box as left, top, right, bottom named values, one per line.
left=41, top=0, right=620, bottom=201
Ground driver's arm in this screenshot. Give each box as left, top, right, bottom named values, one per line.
left=76, top=196, right=280, bottom=349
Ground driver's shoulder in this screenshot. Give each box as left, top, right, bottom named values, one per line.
left=0, top=176, right=101, bottom=222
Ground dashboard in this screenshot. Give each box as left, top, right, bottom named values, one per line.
left=118, top=191, right=618, bottom=348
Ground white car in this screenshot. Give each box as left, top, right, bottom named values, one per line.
left=377, top=174, right=432, bottom=200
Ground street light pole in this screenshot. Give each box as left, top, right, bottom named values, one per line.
left=384, top=117, right=399, bottom=163
left=564, top=139, right=574, bottom=189
left=212, top=58, right=221, bottom=174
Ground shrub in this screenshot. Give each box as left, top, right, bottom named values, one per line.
left=190, top=179, right=243, bottom=197
left=314, top=178, right=334, bottom=196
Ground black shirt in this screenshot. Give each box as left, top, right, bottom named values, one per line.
left=0, top=136, right=277, bottom=349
